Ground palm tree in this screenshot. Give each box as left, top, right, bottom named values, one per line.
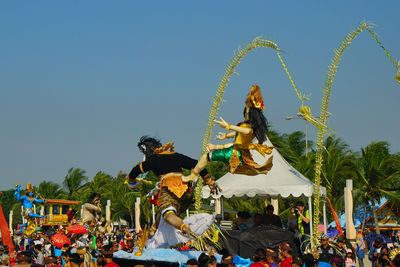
left=268, top=129, right=298, bottom=165
left=320, top=136, right=357, bottom=208
left=111, top=175, right=140, bottom=226
left=77, top=171, right=114, bottom=203
left=354, top=141, right=400, bottom=234
left=0, top=189, right=19, bottom=223
left=36, top=181, right=67, bottom=199
left=284, top=131, right=309, bottom=158
left=62, top=168, right=88, bottom=198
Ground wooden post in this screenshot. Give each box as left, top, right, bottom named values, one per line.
left=215, top=197, right=222, bottom=215
left=151, top=196, right=156, bottom=225
left=106, top=200, right=111, bottom=223
left=135, top=197, right=142, bottom=233
left=345, top=179, right=356, bottom=240
left=21, top=206, right=25, bottom=224
left=271, top=197, right=279, bottom=215
left=9, top=210, right=13, bottom=236
left=323, top=198, right=327, bottom=234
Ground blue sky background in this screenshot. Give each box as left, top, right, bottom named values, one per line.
left=1, top=1, right=399, bottom=189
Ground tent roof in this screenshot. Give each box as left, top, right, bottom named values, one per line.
left=202, top=137, right=326, bottom=199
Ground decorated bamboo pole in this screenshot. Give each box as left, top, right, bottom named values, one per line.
left=310, top=22, right=398, bottom=249
left=195, top=37, right=306, bottom=210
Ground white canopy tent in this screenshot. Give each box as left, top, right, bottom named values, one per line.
left=202, top=137, right=327, bottom=241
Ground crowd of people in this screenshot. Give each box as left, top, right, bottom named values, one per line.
left=0, top=226, right=139, bottom=267
left=2, top=203, right=400, bottom=267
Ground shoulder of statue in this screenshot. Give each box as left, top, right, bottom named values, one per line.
left=238, top=122, right=251, bottom=128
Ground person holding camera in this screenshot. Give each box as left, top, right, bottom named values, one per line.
left=292, top=201, right=310, bottom=253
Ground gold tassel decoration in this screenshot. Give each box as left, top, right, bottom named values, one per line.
left=190, top=224, right=223, bottom=251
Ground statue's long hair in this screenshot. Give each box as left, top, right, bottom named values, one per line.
left=137, top=136, right=162, bottom=158
left=243, top=107, right=269, bottom=144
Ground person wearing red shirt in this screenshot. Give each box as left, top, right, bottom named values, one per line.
left=250, top=248, right=269, bottom=267
left=102, top=244, right=120, bottom=267
left=279, top=247, right=293, bottom=267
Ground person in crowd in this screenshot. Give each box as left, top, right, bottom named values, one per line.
left=68, top=253, right=83, bottom=267
left=102, top=244, right=120, bottom=267
left=345, top=249, right=357, bottom=267
left=0, top=245, right=10, bottom=266
left=301, top=253, right=315, bottom=267
left=265, top=248, right=278, bottom=267
left=279, top=246, right=293, bottom=267
left=252, top=213, right=264, bottom=228
left=124, top=239, right=134, bottom=253
left=317, top=235, right=335, bottom=267
left=369, top=237, right=385, bottom=267
left=355, top=231, right=366, bottom=267
left=250, top=248, right=268, bottom=267
left=332, top=236, right=348, bottom=267
left=234, top=211, right=252, bottom=231
left=392, top=254, right=400, bottom=267
left=294, top=201, right=310, bottom=247
left=186, top=259, right=199, bottom=267
left=262, top=204, right=282, bottom=228
left=198, top=253, right=217, bottom=267
left=61, top=251, right=70, bottom=267
left=14, top=251, right=32, bottom=267
left=377, top=246, right=391, bottom=267
left=46, top=256, right=62, bottom=267
left=33, top=244, right=45, bottom=266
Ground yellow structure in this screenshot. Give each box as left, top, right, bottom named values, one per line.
left=42, top=199, right=80, bottom=226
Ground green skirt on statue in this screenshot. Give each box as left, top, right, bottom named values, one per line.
left=210, top=146, right=242, bottom=164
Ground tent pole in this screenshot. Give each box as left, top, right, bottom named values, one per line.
left=215, top=197, right=222, bottom=215
left=271, top=197, right=279, bottom=215
left=323, top=197, right=327, bottom=234
left=308, top=196, right=313, bottom=248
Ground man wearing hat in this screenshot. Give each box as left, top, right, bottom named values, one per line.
left=317, top=235, right=335, bottom=267
left=332, top=236, right=348, bottom=267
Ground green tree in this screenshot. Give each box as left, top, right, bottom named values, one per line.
left=62, top=168, right=88, bottom=198
left=354, top=141, right=400, bottom=233
left=77, top=171, right=114, bottom=203
left=110, top=175, right=141, bottom=226
left=36, top=181, right=67, bottom=199
left=0, top=189, right=19, bottom=224
left=320, top=136, right=357, bottom=208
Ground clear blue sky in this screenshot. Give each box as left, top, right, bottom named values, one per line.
left=1, top=1, right=399, bottom=189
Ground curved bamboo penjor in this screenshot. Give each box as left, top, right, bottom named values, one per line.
left=308, top=22, right=399, bottom=250
left=194, top=37, right=307, bottom=210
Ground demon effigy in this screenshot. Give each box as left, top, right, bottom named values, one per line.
left=126, top=136, right=220, bottom=248
left=183, top=85, right=274, bottom=182
left=14, top=183, right=46, bottom=236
